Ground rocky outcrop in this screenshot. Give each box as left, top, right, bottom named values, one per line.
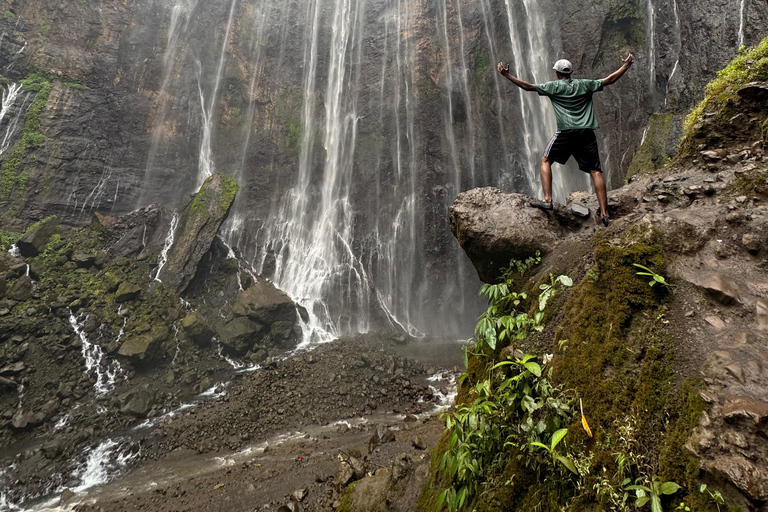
left=158, top=174, right=238, bottom=294
left=16, top=216, right=59, bottom=257
left=450, top=188, right=569, bottom=282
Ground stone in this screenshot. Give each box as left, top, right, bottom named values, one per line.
left=757, top=298, right=768, bottom=330
left=700, top=150, right=723, bottom=162
left=6, top=275, right=33, bottom=302
left=157, top=174, right=239, bottom=293
left=71, top=253, right=97, bottom=268
left=450, top=189, right=564, bottom=282
left=118, top=326, right=169, bottom=362
left=0, top=362, right=25, bottom=375
left=292, top=488, right=308, bottom=502
left=569, top=203, right=590, bottom=218
left=181, top=312, right=215, bottom=346
left=411, top=436, right=426, bottom=450
left=118, top=384, right=157, bottom=417
left=233, top=280, right=298, bottom=324
left=698, top=275, right=742, bottom=305
left=11, top=409, right=44, bottom=430
left=708, top=455, right=768, bottom=501
left=59, top=489, right=76, bottom=506
left=742, top=232, right=762, bottom=252
left=391, top=453, right=412, bottom=482
left=722, top=396, right=768, bottom=424
left=114, top=281, right=142, bottom=303
left=334, top=461, right=356, bottom=487
left=218, top=317, right=261, bottom=355
left=704, top=315, right=726, bottom=330
left=375, top=424, right=396, bottom=444
left=16, top=216, right=59, bottom=257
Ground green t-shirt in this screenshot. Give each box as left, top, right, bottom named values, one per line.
left=535, top=78, right=603, bottom=131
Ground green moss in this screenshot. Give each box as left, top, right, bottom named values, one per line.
left=40, top=10, right=52, bottom=36
left=4, top=10, right=15, bottom=19
left=0, top=230, right=21, bottom=251
left=473, top=47, right=490, bottom=80
left=285, top=120, right=300, bottom=153
left=63, top=81, right=89, bottom=90
left=680, top=36, right=768, bottom=155
left=626, top=113, right=675, bottom=179
left=219, top=174, right=238, bottom=211
left=762, top=117, right=768, bottom=145
left=0, top=74, right=53, bottom=199
left=729, top=167, right=768, bottom=198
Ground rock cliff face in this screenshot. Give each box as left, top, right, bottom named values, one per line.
left=0, top=0, right=765, bottom=338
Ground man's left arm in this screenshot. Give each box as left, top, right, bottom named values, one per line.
left=601, top=53, right=634, bottom=86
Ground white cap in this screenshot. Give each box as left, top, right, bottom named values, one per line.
left=553, top=59, right=573, bottom=74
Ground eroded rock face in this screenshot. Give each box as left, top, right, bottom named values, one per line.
left=450, top=188, right=566, bottom=282
left=158, top=174, right=238, bottom=294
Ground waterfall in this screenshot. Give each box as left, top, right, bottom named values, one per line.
left=69, top=313, right=124, bottom=396
left=737, top=0, right=747, bottom=47
left=153, top=211, right=179, bottom=282
left=139, top=0, right=587, bottom=342
left=195, top=0, right=238, bottom=188
left=646, top=0, right=656, bottom=91
left=0, top=83, right=29, bottom=156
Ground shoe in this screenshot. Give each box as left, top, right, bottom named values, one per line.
left=600, top=215, right=610, bottom=227
left=530, top=200, right=554, bottom=211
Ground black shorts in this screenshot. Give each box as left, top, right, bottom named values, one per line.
left=543, top=129, right=602, bottom=172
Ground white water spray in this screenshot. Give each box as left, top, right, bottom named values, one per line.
left=69, top=313, right=123, bottom=395
left=153, top=211, right=179, bottom=282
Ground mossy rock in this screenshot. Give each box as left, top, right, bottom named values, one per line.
left=115, top=281, right=142, bottom=303
left=16, top=216, right=59, bottom=257
left=118, top=326, right=169, bottom=363
left=181, top=311, right=215, bottom=346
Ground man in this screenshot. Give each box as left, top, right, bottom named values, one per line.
left=497, top=54, right=634, bottom=226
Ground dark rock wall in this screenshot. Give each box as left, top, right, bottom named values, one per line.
left=0, top=0, right=765, bottom=337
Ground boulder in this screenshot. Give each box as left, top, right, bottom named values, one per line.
left=233, top=280, right=298, bottom=324
left=181, top=312, right=215, bottom=346
left=118, top=326, right=169, bottom=362
left=11, top=409, right=44, bottom=430
left=114, top=281, right=142, bottom=303
left=16, top=216, right=59, bottom=257
left=218, top=317, right=261, bottom=355
left=450, top=188, right=564, bottom=282
left=6, top=275, right=33, bottom=302
left=118, top=384, right=157, bottom=417
left=158, top=174, right=239, bottom=293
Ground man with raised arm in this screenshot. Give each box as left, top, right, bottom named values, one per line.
left=497, top=54, right=634, bottom=226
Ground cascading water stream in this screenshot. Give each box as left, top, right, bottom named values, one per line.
left=737, top=0, right=747, bottom=47
left=0, top=82, right=29, bottom=156
left=69, top=313, right=123, bottom=396
left=153, top=211, right=179, bottom=282
left=195, top=0, right=238, bottom=188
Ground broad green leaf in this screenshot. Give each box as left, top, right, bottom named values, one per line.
left=550, top=428, right=568, bottom=450
left=558, top=275, right=573, bottom=287
left=529, top=441, right=549, bottom=452
left=556, top=455, right=578, bottom=475
left=457, top=487, right=467, bottom=509
left=626, top=485, right=650, bottom=493
left=650, top=493, right=662, bottom=512
left=659, top=482, right=681, bottom=495
left=437, top=489, right=448, bottom=510
left=636, top=495, right=649, bottom=507
left=524, top=362, right=542, bottom=377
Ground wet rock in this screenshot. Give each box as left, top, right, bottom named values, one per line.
left=709, top=455, right=768, bottom=501
left=181, top=312, right=215, bottom=346
left=158, top=174, right=239, bottom=293
left=292, top=488, right=308, bottom=502
left=11, top=409, right=44, bottom=430
left=59, top=489, right=76, bottom=506
left=411, top=436, right=426, bottom=450
left=218, top=317, right=262, bottom=355
left=17, top=216, right=60, bottom=257
left=697, top=274, right=742, bottom=305
left=391, top=453, right=412, bottom=482
left=0, top=361, right=25, bottom=376
left=114, top=281, right=142, bottom=303
left=233, top=280, right=298, bottom=325
left=757, top=299, right=768, bottom=330
left=119, top=384, right=157, bottom=417
left=450, top=188, right=564, bottom=282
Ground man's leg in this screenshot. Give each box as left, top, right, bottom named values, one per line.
left=589, top=170, right=608, bottom=217
left=540, top=156, right=553, bottom=202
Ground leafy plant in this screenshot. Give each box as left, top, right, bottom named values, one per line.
left=528, top=427, right=578, bottom=474
left=633, top=263, right=669, bottom=289
left=700, top=484, right=725, bottom=511
left=625, top=476, right=681, bottom=512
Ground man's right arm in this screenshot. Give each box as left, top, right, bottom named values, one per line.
left=601, top=53, right=634, bottom=86
left=498, top=62, right=537, bottom=92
